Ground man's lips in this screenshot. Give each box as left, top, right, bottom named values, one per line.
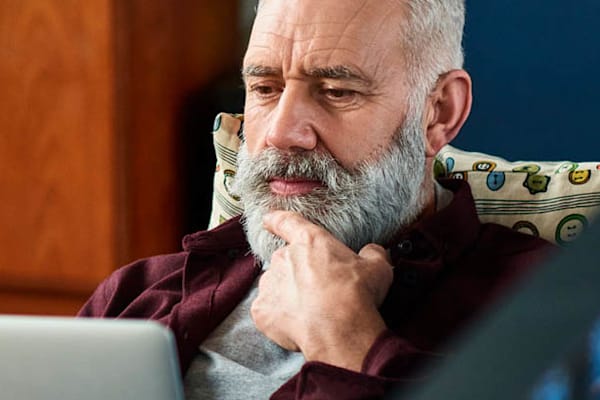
left=268, top=178, right=324, bottom=196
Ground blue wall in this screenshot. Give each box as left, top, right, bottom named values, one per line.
left=454, top=0, right=600, bottom=161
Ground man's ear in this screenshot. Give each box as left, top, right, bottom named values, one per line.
left=423, top=70, right=472, bottom=157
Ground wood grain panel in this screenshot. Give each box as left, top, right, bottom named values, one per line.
left=0, top=0, right=239, bottom=314
left=116, top=0, right=239, bottom=262
left=0, top=290, right=90, bottom=316
left=0, top=0, right=116, bottom=294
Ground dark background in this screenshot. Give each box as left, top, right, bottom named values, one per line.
left=456, top=0, right=600, bottom=161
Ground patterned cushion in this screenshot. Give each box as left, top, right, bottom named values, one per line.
left=209, top=113, right=600, bottom=246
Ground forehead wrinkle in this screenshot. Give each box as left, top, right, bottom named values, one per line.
left=303, top=46, right=364, bottom=59
left=343, top=4, right=406, bottom=90
left=245, top=37, right=370, bottom=78
left=254, top=12, right=349, bottom=40
left=253, top=24, right=371, bottom=45
left=341, top=0, right=370, bottom=28
left=366, top=6, right=402, bottom=50
left=257, top=3, right=373, bottom=28
left=255, top=32, right=369, bottom=47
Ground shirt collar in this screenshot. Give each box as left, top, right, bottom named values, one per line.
left=182, top=216, right=249, bottom=255
left=388, top=178, right=481, bottom=271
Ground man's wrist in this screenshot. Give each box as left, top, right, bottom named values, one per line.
left=301, top=313, right=388, bottom=372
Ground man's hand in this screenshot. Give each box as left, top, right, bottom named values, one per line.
left=250, top=210, right=394, bottom=372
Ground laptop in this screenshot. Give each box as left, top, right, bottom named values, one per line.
left=0, top=315, right=185, bottom=400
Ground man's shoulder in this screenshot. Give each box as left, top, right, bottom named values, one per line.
left=109, top=251, right=190, bottom=285
left=436, top=177, right=556, bottom=254
left=106, top=215, right=250, bottom=296
left=461, top=221, right=557, bottom=290
left=477, top=221, right=556, bottom=256
left=114, top=215, right=248, bottom=281
left=77, top=251, right=190, bottom=318
left=78, top=217, right=250, bottom=318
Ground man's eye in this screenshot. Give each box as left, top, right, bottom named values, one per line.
left=321, top=88, right=357, bottom=101
left=255, top=86, right=274, bottom=95
left=249, top=84, right=281, bottom=98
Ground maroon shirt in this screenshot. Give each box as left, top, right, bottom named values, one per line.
left=79, top=179, right=554, bottom=399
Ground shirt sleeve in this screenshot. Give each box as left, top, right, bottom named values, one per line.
left=270, top=330, right=441, bottom=400
left=77, top=253, right=187, bottom=318
left=77, top=273, right=117, bottom=317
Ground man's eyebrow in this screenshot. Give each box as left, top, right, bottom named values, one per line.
left=242, top=64, right=371, bottom=85
left=306, top=65, right=372, bottom=85
left=241, top=65, right=282, bottom=79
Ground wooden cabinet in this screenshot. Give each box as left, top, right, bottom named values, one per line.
left=0, top=0, right=239, bottom=315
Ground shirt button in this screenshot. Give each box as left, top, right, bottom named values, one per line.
left=397, top=240, right=413, bottom=255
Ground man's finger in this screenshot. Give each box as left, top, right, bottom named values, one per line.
left=263, top=210, right=327, bottom=244
left=358, top=243, right=391, bottom=264
left=358, top=243, right=394, bottom=307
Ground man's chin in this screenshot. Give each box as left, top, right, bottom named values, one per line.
left=248, top=227, right=286, bottom=266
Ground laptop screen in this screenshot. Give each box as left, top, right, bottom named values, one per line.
left=0, top=316, right=184, bottom=400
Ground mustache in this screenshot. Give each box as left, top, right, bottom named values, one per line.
left=241, top=147, right=354, bottom=187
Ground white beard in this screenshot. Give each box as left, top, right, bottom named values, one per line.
left=231, top=111, right=427, bottom=265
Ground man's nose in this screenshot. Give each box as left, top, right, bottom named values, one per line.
left=266, top=86, right=318, bottom=152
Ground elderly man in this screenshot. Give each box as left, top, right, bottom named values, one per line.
left=80, top=0, right=553, bottom=398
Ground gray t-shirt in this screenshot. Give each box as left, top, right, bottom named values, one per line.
left=184, top=279, right=305, bottom=400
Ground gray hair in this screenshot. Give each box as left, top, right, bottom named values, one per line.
left=401, top=0, right=465, bottom=101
